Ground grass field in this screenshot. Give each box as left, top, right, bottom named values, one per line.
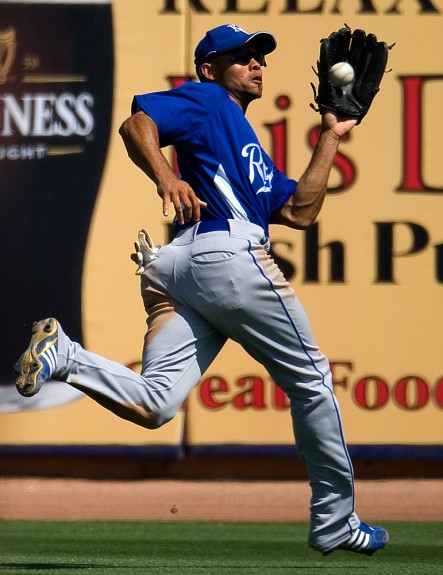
left=0, top=521, right=442, bottom=574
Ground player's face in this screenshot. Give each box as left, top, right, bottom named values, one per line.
left=208, top=47, right=265, bottom=111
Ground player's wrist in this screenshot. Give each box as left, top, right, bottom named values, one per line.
left=319, top=123, right=343, bottom=143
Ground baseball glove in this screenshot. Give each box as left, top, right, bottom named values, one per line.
left=311, top=25, right=391, bottom=123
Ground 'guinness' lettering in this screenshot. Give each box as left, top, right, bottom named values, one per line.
left=0, top=92, right=94, bottom=137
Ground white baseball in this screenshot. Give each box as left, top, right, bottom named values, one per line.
left=329, top=62, right=355, bottom=87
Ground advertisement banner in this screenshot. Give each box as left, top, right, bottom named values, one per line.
left=0, top=0, right=113, bottom=406
left=1, top=0, right=442, bottom=456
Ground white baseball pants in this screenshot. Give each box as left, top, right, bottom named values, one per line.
left=54, top=219, right=360, bottom=552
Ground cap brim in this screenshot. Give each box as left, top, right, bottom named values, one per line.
left=244, top=31, right=277, bottom=55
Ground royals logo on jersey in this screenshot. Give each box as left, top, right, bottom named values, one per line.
left=242, top=143, right=273, bottom=194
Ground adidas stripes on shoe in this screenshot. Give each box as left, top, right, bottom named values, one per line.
left=326, top=522, right=389, bottom=556
left=14, top=318, right=59, bottom=397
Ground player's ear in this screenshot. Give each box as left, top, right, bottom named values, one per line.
left=200, top=61, right=218, bottom=82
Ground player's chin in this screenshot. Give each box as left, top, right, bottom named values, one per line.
left=249, top=83, right=263, bottom=98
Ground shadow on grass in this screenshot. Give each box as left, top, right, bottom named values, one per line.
left=0, top=563, right=370, bottom=571
left=0, top=565, right=105, bottom=571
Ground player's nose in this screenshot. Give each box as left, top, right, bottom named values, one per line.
left=249, top=58, right=262, bottom=69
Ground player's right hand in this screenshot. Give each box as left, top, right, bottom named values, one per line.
left=158, top=177, right=207, bottom=225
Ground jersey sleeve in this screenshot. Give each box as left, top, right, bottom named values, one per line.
left=132, top=83, right=226, bottom=148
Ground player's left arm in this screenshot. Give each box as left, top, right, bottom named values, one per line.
left=272, top=111, right=356, bottom=230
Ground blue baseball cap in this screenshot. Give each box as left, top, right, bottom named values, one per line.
left=194, top=24, right=276, bottom=76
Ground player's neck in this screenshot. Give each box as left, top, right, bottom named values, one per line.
left=228, top=94, right=248, bottom=113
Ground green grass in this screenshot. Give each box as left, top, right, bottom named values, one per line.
left=0, top=521, right=442, bottom=574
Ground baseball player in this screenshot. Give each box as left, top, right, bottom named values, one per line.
left=15, top=24, right=389, bottom=555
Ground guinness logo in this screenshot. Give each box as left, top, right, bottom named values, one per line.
left=0, top=27, right=16, bottom=85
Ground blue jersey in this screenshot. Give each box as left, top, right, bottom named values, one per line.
left=133, top=82, right=297, bottom=235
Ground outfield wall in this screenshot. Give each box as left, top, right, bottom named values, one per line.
left=1, top=0, right=442, bottom=459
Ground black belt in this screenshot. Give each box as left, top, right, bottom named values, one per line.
left=196, top=220, right=230, bottom=235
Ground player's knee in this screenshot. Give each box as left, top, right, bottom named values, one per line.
left=122, top=403, right=172, bottom=430
left=129, top=395, right=180, bottom=430
left=143, top=412, right=171, bottom=430
left=140, top=406, right=175, bottom=430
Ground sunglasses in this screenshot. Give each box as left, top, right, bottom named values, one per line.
left=228, top=47, right=267, bottom=67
